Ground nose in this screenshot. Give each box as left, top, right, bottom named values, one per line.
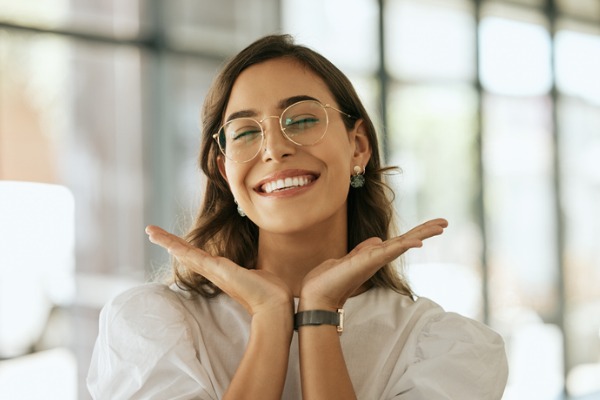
left=260, top=116, right=295, bottom=162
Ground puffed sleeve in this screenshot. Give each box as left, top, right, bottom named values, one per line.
left=392, top=311, right=508, bottom=399
left=87, top=284, right=217, bottom=400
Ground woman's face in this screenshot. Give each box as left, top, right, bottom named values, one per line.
left=218, top=57, right=370, bottom=234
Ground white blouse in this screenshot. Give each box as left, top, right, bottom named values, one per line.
left=87, top=283, right=508, bottom=399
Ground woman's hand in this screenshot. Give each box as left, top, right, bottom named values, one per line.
left=145, top=226, right=294, bottom=399
left=299, top=218, right=448, bottom=310
left=145, top=225, right=294, bottom=316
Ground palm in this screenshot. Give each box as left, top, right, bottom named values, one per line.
left=300, top=218, right=448, bottom=309
left=146, top=225, right=293, bottom=315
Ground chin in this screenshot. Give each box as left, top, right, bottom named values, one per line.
left=255, top=206, right=344, bottom=235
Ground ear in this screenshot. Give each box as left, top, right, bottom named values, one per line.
left=349, top=119, right=372, bottom=169
left=217, top=155, right=229, bottom=183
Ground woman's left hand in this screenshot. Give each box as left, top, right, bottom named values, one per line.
left=299, top=218, right=448, bottom=310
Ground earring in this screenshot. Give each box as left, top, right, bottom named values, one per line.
left=350, top=165, right=365, bottom=188
left=234, top=199, right=246, bottom=217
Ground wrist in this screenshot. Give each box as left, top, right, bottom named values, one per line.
left=251, top=315, right=294, bottom=347
left=252, top=303, right=294, bottom=332
left=298, top=291, right=339, bottom=312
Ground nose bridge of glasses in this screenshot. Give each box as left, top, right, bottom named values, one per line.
left=258, top=115, right=281, bottom=129
left=258, top=115, right=286, bottom=139
left=259, top=115, right=296, bottom=155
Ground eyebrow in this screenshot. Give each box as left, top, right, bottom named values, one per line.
left=224, top=95, right=321, bottom=122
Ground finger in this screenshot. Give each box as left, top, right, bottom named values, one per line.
left=354, top=219, right=448, bottom=269
left=145, top=225, right=196, bottom=256
left=377, top=219, right=449, bottom=261
left=346, top=237, right=383, bottom=258
left=145, top=225, right=237, bottom=288
left=375, top=237, right=424, bottom=262
left=407, top=218, right=448, bottom=234
left=399, top=218, right=448, bottom=241
left=343, top=219, right=447, bottom=267
left=334, top=238, right=418, bottom=286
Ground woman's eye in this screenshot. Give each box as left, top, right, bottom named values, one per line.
left=285, top=115, right=319, bottom=130
left=232, top=128, right=261, bottom=142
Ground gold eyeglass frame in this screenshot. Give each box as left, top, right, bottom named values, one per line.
left=212, top=100, right=354, bottom=163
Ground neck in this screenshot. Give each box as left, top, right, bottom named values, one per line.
left=256, top=216, right=348, bottom=297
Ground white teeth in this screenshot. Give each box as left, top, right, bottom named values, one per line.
left=263, top=176, right=312, bottom=193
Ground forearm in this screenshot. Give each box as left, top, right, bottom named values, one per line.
left=223, top=310, right=293, bottom=400
left=298, top=301, right=357, bottom=400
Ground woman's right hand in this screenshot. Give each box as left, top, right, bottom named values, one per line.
left=145, top=225, right=294, bottom=317
left=299, top=218, right=448, bottom=311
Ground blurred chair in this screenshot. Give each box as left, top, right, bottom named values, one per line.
left=0, top=181, right=76, bottom=399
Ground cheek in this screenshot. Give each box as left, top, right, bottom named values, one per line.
left=224, top=164, right=250, bottom=199
left=320, top=137, right=353, bottom=174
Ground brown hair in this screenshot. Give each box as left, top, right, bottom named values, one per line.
left=174, top=34, right=413, bottom=298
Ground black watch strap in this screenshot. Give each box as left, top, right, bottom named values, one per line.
left=294, top=309, right=344, bottom=334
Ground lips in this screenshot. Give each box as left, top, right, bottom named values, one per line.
left=256, top=171, right=318, bottom=194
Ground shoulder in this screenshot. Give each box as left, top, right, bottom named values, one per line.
left=402, top=296, right=508, bottom=398
left=101, top=283, right=247, bottom=335
left=356, top=290, right=508, bottom=398
left=98, top=282, right=208, bottom=344
left=347, top=288, right=445, bottom=331
left=414, top=298, right=506, bottom=358
left=108, top=282, right=178, bottom=302
left=89, top=283, right=224, bottom=399
left=358, top=290, right=507, bottom=364
left=355, top=288, right=503, bottom=344
left=94, top=283, right=206, bottom=371
left=102, top=283, right=188, bottom=320
left=378, top=292, right=506, bottom=361
left=343, top=289, right=508, bottom=398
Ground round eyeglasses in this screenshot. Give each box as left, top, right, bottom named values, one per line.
left=213, top=100, right=354, bottom=163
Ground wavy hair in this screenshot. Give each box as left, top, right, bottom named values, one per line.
left=173, top=34, right=413, bottom=298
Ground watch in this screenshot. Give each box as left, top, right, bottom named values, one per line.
left=294, top=309, right=344, bottom=334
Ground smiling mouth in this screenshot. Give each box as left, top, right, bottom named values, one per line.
left=260, top=175, right=316, bottom=194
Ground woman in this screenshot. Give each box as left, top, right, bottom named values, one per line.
left=88, top=34, right=508, bottom=399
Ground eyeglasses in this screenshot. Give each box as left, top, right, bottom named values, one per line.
left=213, top=100, right=354, bottom=163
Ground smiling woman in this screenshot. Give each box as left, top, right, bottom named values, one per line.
left=87, top=34, right=508, bottom=400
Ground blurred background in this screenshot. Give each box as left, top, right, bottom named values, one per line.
left=0, top=0, right=599, bottom=399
